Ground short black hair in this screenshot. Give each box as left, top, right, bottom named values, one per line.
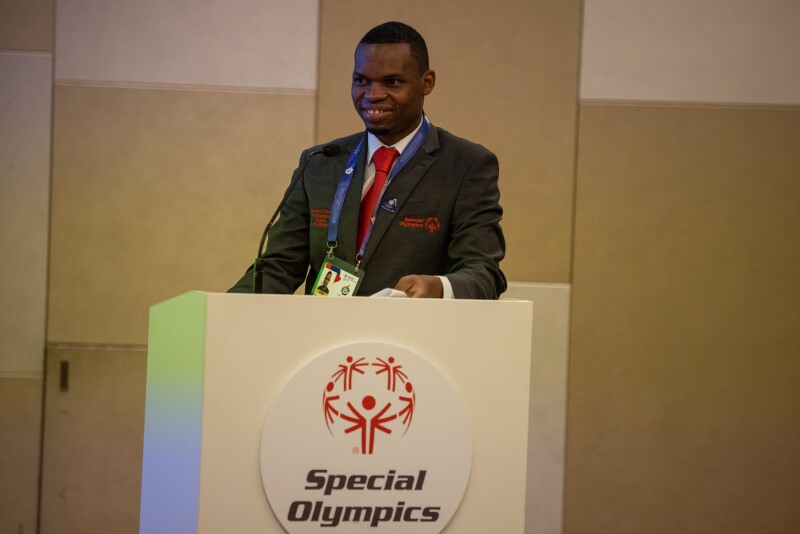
left=359, top=21, right=429, bottom=73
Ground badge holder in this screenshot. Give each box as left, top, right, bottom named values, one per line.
left=311, top=243, right=364, bottom=297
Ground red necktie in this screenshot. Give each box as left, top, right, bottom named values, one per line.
left=358, top=146, right=399, bottom=249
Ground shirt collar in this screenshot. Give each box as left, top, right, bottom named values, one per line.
left=366, top=116, right=424, bottom=164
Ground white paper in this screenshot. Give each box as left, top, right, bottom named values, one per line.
left=370, top=288, right=408, bottom=298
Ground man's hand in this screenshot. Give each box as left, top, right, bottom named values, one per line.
left=394, top=275, right=444, bottom=298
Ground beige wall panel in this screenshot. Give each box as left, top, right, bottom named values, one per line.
left=48, top=85, right=315, bottom=344
left=0, top=52, right=51, bottom=375
left=567, top=104, right=800, bottom=533
left=40, top=347, right=146, bottom=534
left=0, top=377, right=42, bottom=533
left=581, top=0, right=800, bottom=105
left=503, top=282, right=571, bottom=534
left=317, top=0, right=582, bottom=282
left=0, top=0, right=53, bottom=51
left=55, top=0, right=318, bottom=89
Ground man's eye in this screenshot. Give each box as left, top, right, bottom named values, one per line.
left=353, top=77, right=367, bottom=85
left=385, top=79, right=400, bottom=87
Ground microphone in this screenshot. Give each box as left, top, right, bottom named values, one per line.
left=253, top=144, right=342, bottom=293
left=321, top=144, right=342, bottom=157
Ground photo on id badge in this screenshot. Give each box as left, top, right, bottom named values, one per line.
left=313, top=262, right=360, bottom=297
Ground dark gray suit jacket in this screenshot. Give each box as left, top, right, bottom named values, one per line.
left=229, top=123, right=506, bottom=298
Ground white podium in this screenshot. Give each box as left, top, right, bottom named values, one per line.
left=140, top=292, right=533, bottom=533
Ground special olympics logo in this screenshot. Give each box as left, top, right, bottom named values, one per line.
left=323, top=356, right=415, bottom=455
left=260, top=342, right=472, bottom=534
left=424, top=217, right=440, bottom=233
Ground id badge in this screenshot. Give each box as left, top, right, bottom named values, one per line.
left=311, top=256, right=363, bottom=297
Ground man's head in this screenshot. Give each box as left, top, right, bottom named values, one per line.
left=352, top=22, right=435, bottom=146
left=360, top=21, right=429, bottom=72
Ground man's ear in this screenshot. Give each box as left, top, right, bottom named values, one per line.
left=422, top=69, right=436, bottom=96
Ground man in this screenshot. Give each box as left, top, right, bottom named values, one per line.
left=229, top=21, right=505, bottom=299
left=315, top=270, right=332, bottom=296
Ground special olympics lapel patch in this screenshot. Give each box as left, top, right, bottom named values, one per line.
left=399, top=216, right=441, bottom=233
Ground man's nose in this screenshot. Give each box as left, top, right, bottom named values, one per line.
left=364, top=82, right=386, bottom=100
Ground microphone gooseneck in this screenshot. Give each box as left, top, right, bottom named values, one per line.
left=253, top=144, right=341, bottom=293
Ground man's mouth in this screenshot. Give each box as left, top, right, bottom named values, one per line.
left=363, top=109, right=391, bottom=120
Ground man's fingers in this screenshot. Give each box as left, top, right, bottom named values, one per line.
left=394, top=275, right=419, bottom=295
left=394, top=275, right=443, bottom=298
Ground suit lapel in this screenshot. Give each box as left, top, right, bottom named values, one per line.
left=335, top=136, right=367, bottom=265
left=360, top=125, right=440, bottom=268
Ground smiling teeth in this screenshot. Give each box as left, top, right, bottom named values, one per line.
left=367, top=110, right=384, bottom=115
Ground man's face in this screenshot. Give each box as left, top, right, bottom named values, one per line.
left=352, top=43, right=435, bottom=146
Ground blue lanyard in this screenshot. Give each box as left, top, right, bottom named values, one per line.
left=327, top=138, right=364, bottom=245
left=326, top=117, right=430, bottom=267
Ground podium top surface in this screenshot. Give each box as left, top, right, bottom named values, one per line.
left=152, top=290, right=533, bottom=311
